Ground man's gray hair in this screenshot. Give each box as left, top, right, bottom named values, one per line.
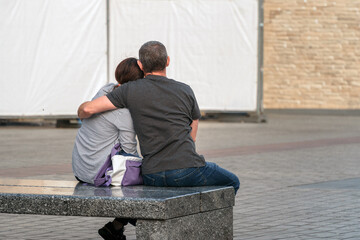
left=139, top=41, right=168, bottom=73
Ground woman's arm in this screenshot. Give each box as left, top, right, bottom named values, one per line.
left=190, top=119, right=199, bottom=142
left=117, top=112, right=139, bottom=156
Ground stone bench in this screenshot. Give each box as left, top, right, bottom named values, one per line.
left=0, top=179, right=235, bottom=239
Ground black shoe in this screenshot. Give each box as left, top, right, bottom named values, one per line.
left=98, top=222, right=126, bottom=240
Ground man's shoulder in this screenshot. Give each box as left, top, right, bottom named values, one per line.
left=124, top=76, right=194, bottom=95
left=169, top=79, right=194, bottom=94
left=164, top=77, right=190, bottom=89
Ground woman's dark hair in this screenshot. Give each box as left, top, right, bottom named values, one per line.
left=115, top=57, right=144, bottom=85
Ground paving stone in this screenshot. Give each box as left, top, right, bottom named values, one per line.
left=1, top=114, right=360, bottom=239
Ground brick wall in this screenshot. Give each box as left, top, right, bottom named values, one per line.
left=263, top=0, right=360, bottom=109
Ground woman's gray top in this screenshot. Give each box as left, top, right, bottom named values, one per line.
left=72, top=83, right=137, bottom=184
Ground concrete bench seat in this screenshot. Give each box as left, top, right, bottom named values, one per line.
left=0, top=179, right=235, bottom=239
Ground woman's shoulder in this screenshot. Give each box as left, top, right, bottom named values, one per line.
left=92, top=83, right=116, bottom=100
left=104, top=107, right=133, bottom=123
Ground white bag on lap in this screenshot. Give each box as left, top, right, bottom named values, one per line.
left=106, top=153, right=143, bottom=186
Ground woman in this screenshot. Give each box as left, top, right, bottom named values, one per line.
left=72, top=57, right=143, bottom=240
left=72, top=57, right=143, bottom=184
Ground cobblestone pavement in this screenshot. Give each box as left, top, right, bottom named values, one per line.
left=0, top=113, right=359, bottom=239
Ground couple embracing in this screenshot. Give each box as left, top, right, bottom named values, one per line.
left=72, top=41, right=240, bottom=240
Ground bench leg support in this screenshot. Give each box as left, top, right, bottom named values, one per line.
left=136, top=207, right=233, bottom=240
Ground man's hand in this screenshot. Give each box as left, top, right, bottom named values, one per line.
left=78, top=96, right=117, bottom=119
left=190, top=119, right=199, bottom=142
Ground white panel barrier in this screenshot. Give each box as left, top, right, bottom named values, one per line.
left=0, top=0, right=259, bottom=117
left=110, top=0, right=259, bottom=111
left=0, top=0, right=107, bottom=117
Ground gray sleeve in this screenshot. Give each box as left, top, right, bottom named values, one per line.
left=118, top=129, right=138, bottom=155
left=92, top=83, right=116, bottom=100
left=106, top=84, right=128, bottom=108
left=112, top=109, right=138, bottom=155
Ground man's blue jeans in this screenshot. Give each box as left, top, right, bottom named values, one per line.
left=142, top=162, right=240, bottom=195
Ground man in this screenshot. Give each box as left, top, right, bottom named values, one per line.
left=78, top=41, right=239, bottom=240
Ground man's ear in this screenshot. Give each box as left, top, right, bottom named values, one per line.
left=166, top=56, right=170, bottom=67
left=137, top=60, right=144, bottom=71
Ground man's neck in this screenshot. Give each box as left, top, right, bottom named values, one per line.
left=145, top=69, right=167, bottom=77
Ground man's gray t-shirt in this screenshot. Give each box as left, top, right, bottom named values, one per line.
left=107, top=75, right=205, bottom=174
left=72, top=83, right=137, bottom=184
